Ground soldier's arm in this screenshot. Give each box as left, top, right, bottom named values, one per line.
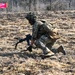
left=26, top=22, right=39, bottom=52
left=32, top=22, right=38, bottom=40
left=30, top=22, right=38, bottom=46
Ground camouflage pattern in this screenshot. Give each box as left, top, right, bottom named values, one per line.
left=32, top=20, right=59, bottom=54
left=35, top=35, right=54, bottom=54
left=32, top=20, right=60, bottom=39
left=32, top=21, right=44, bottom=40
left=26, top=12, right=65, bottom=55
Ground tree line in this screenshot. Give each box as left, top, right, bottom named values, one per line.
left=0, top=0, right=75, bottom=12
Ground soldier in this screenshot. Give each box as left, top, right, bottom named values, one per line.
left=25, top=12, right=66, bottom=56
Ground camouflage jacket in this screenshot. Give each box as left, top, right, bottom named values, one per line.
left=32, top=20, right=59, bottom=40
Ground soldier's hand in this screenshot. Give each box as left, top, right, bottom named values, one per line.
left=27, top=45, right=32, bottom=52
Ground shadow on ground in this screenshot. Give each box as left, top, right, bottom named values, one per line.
left=0, top=51, right=40, bottom=59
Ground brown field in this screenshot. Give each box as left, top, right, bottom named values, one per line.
left=0, top=11, right=75, bottom=75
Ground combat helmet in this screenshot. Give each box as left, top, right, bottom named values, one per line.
left=25, top=12, right=37, bottom=21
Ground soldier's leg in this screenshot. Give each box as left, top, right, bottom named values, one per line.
left=46, top=42, right=57, bottom=53
left=35, top=35, right=54, bottom=55
left=47, top=43, right=66, bottom=55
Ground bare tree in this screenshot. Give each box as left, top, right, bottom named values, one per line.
left=34, top=0, right=37, bottom=11
left=69, top=0, right=71, bottom=8
left=0, top=0, right=75, bottom=12
left=50, top=0, right=52, bottom=10
left=29, top=0, right=32, bottom=11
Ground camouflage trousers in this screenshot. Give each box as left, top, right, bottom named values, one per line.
left=35, top=35, right=56, bottom=54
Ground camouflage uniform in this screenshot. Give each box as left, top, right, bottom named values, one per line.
left=31, top=20, right=59, bottom=54
left=26, top=12, right=66, bottom=55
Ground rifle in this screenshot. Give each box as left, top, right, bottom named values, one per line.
left=15, top=34, right=32, bottom=49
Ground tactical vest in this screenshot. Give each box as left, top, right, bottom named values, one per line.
left=37, top=21, right=60, bottom=40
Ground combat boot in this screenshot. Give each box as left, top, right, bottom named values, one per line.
left=57, top=45, right=66, bottom=55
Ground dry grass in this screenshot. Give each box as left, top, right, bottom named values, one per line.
left=0, top=11, right=75, bottom=75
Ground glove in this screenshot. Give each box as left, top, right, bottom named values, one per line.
left=27, top=45, right=32, bottom=52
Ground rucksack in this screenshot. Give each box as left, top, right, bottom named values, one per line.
left=37, top=20, right=60, bottom=40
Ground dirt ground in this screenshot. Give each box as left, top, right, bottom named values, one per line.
left=0, top=11, right=75, bottom=75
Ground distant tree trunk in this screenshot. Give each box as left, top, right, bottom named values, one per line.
left=12, top=0, right=14, bottom=12
left=50, top=0, right=52, bottom=10
left=17, top=1, right=20, bottom=12
left=39, top=0, right=40, bottom=11
left=34, top=0, right=37, bottom=11
left=29, top=0, right=32, bottom=11
left=69, top=0, right=71, bottom=8
left=8, top=0, right=12, bottom=12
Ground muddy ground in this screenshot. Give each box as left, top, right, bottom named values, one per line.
left=0, top=11, right=75, bottom=75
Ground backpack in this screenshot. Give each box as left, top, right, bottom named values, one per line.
left=37, top=20, right=60, bottom=40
